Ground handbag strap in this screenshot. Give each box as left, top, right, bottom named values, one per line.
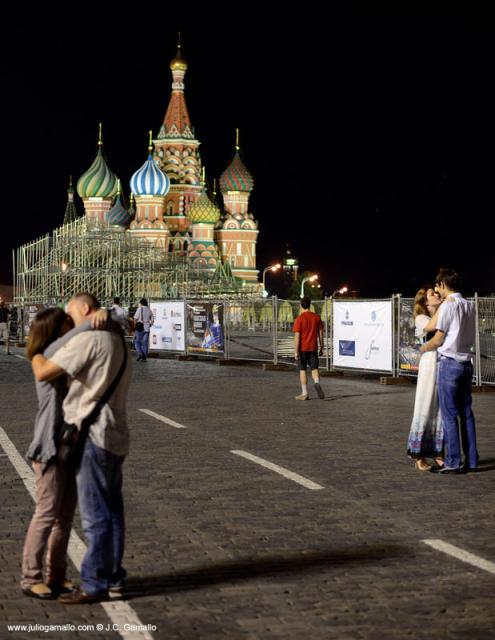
left=80, top=332, right=128, bottom=436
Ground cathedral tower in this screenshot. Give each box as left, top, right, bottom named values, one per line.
left=216, top=130, right=259, bottom=282
left=76, top=124, right=118, bottom=225
left=154, top=38, right=202, bottom=252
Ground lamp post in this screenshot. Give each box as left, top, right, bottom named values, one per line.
left=262, top=264, right=281, bottom=297
left=300, top=274, right=318, bottom=298
left=332, top=286, right=348, bottom=297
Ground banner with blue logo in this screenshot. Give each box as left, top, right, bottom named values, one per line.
left=149, top=301, right=185, bottom=352
left=333, top=301, right=393, bottom=371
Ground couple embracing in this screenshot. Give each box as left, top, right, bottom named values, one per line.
left=21, top=292, right=130, bottom=603
left=407, top=268, right=478, bottom=474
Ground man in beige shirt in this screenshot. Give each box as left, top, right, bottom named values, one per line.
left=32, top=292, right=130, bottom=603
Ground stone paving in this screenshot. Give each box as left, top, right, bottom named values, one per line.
left=0, top=348, right=494, bottom=639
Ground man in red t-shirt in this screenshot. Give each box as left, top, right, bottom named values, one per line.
left=293, top=297, right=325, bottom=400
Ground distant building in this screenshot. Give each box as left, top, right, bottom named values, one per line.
left=14, top=41, right=261, bottom=305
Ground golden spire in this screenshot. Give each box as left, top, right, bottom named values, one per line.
left=148, top=130, right=153, bottom=153
left=116, top=178, right=121, bottom=196
left=212, top=178, right=217, bottom=197
left=235, top=128, right=240, bottom=152
left=170, top=32, right=188, bottom=71
left=98, top=122, right=103, bottom=147
left=201, top=166, right=206, bottom=186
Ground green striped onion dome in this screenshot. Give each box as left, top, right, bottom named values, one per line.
left=188, top=191, right=221, bottom=224
left=220, top=151, right=254, bottom=193
left=77, top=148, right=118, bottom=198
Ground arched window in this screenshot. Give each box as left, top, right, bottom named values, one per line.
left=167, top=201, right=174, bottom=215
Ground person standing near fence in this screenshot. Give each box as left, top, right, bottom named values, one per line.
left=133, top=298, right=154, bottom=362
left=420, top=268, right=478, bottom=474
left=293, top=297, right=325, bottom=400
left=0, top=300, right=11, bottom=354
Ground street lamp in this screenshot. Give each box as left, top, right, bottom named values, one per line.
left=262, top=263, right=281, bottom=297
left=332, top=286, right=348, bottom=297
left=300, top=274, right=318, bottom=297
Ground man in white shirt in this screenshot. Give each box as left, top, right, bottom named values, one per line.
left=420, top=269, right=478, bottom=474
left=32, top=292, right=131, bottom=603
left=133, top=298, right=154, bottom=362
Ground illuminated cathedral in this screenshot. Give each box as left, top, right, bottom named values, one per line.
left=14, top=41, right=261, bottom=305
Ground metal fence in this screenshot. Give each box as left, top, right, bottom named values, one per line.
left=5, top=294, right=494, bottom=385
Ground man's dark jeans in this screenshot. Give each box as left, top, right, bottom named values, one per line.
left=77, top=439, right=126, bottom=595
left=437, top=357, right=477, bottom=469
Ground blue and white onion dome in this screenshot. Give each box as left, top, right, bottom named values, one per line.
left=130, top=132, right=170, bottom=197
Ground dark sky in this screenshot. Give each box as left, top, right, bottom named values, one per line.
left=1, top=9, right=494, bottom=297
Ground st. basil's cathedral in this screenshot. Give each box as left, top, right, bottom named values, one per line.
left=70, top=42, right=259, bottom=285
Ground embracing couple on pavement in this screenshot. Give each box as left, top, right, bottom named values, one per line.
left=407, top=268, right=478, bottom=474
left=20, top=292, right=131, bottom=603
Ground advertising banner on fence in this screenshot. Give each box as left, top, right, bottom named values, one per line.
left=149, top=301, right=185, bottom=351
left=398, top=299, right=421, bottom=373
left=187, top=303, right=224, bottom=355
left=333, top=300, right=393, bottom=371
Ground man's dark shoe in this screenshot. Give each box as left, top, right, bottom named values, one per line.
left=58, top=589, right=108, bottom=604
left=431, top=465, right=465, bottom=475
left=314, top=382, right=325, bottom=400
left=460, top=464, right=479, bottom=473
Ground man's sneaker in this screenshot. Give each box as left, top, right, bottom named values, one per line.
left=314, top=382, right=325, bottom=399
left=295, top=394, right=309, bottom=401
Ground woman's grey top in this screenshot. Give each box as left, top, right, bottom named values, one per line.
left=25, top=322, right=91, bottom=463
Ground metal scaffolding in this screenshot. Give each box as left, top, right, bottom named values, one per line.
left=14, top=218, right=260, bottom=306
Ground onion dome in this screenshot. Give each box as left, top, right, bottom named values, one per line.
left=170, top=41, right=188, bottom=71
left=220, top=130, right=254, bottom=193
left=130, top=131, right=170, bottom=197
left=106, top=193, right=131, bottom=227
left=77, top=124, right=118, bottom=199
left=188, top=190, right=221, bottom=225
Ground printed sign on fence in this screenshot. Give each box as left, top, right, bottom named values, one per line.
left=149, top=301, right=185, bottom=351
left=333, top=300, right=393, bottom=371
left=398, top=299, right=421, bottom=372
left=187, top=303, right=224, bottom=355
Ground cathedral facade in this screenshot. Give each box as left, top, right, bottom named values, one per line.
left=74, top=43, right=259, bottom=284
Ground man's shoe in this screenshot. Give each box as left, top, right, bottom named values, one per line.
left=58, top=589, right=108, bottom=604
left=460, top=464, right=479, bottom=473
left=431, top=465, right=464, bottom=474
left=109, top=581, right=125, bottom=594
left=314, top=382, right=325, bottom=399
left=136, top=355, right=142, bottom=361
left=22, top=583, right=53, bottom=599
left=295, top=394, right=309, bottom=401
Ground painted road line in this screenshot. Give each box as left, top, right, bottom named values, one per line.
left=231, top=450, right=324, bottom=491
left=0, top=427, right=154, bottom=640
left=423, top=539, right=495, bottom=576
left=14, top=354, right=26, bottom=360
left=139, top=409, right=187, bottom=429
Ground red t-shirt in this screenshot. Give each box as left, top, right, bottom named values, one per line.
left=293, top=311, right=323, bottom=352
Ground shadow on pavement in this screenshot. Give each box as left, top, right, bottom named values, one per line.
left=120, top=544, right=406, bottom=599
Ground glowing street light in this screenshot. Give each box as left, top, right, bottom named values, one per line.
left=332, top=286, right=348, bottom=297
left=262, top=263, right=281, bottom=297
left=300, top=274, right=318, bottom=298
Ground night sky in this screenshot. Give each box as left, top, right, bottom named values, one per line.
left=1, top=9, right=494, bottom=297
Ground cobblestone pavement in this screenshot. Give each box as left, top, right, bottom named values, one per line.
left=1, top=348, right=494, bottom=640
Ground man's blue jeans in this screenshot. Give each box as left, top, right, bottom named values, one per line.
left=437, top=357, right=478, bottom=469
left=77, top=439, right=126, bottom=595
left=134, top=330, right=149, bottom=358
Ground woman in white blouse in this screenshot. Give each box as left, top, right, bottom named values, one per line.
left=406, top=286, right=444, bottom=471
